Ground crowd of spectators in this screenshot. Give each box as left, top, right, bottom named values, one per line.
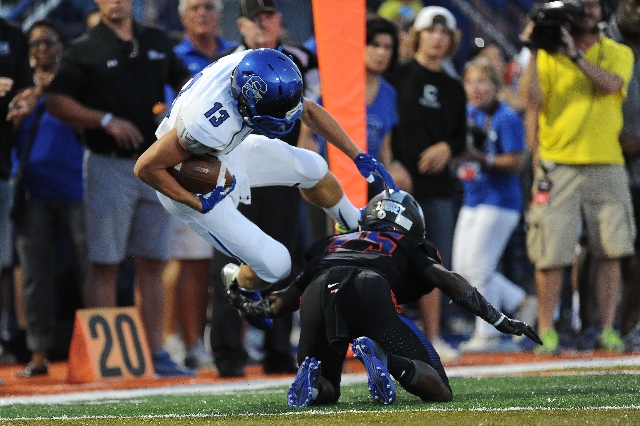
left=0, top=0, right=639, bottom=383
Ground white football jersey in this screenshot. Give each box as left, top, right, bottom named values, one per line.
left=156, top=50, right=253, bottom=155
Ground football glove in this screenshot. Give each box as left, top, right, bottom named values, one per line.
left=494, top=314, right=543, bottom=345
left=353, top=153, right=400, bottom=192
left=198, top=176, right=236, bottom=214
left=226, top=281, right=272, bottom=318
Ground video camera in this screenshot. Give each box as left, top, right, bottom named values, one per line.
left=527, top=0, right=585, bottom=53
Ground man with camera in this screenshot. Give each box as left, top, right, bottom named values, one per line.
left=521, top=0, right=635, bottom=355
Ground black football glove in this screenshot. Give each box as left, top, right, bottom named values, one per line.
left=494, top=315, right=543, bottom=345
left=225, top=281, right=272, bottom=318
left=225, top=280, right=245, bottom=309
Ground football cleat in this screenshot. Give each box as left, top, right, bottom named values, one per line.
left=352, top=336, right=396, bottom=404
left=152, top=350, right=196, bottom=377
left=533, top=328, right=561, bottom=355
left=287, top=357, right=321, bottom=407
left=597, top=327, right=625, bottom=353
left=222, top=263, right=273, bottom=330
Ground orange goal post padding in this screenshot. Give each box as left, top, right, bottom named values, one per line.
left=312, top=0, right=367, bottom=209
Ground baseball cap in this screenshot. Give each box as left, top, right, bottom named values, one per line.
left=239, top=0, right=279, bottom=19
left=413, top=6, right=456, bottom=31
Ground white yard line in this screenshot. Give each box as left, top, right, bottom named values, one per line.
left=5, top=406, right=640, bottom=423
left=1, top=355, right=639, bottom=407
left=445, top=355, right=640, bottom=377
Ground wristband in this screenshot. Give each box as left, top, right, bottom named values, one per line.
left=570, top=50, right=583, bottom=63
left=101, top=112, right=113, bottom=128
left=492, top=313, right=506, bottom=327
left=485, top=153, right=495, bottom=168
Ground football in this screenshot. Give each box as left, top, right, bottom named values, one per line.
left=167, top=155, right=233, bottom=194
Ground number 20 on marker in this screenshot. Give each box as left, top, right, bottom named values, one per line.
left=67, top=307, right=154, bottom=383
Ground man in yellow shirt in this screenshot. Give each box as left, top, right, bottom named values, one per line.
left=522, top=0, right=635, bottom=354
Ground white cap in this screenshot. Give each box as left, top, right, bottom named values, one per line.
left=413, top=6, right=456, bottom=31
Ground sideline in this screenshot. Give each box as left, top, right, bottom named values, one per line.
left=2, top=355, right=640, bottom=407
left=446, top=355, right=640, bottom=377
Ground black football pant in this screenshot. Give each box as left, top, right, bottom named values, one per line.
left=297, top=267, right=449, bottom=399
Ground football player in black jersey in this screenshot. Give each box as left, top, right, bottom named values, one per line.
left=226, top=190, right=542, bottom=407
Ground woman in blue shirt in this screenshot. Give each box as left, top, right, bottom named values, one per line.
left=453, top=57, right=535, bottom=353
left=365, top=16, right=411, bottom=198
left=8, top=20, right=87, bottom=377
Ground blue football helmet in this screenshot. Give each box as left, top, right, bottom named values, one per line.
left=360, top=190, right=426, bottom=239
left=230, top=48, right=304, bottom=138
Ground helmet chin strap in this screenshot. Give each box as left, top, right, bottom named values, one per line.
left=235, top=96, right=253, bottom=122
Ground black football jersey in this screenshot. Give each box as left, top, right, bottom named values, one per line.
left=293, top=231, right=442, bottom=304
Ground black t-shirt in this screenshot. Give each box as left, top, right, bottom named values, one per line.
left=386, top=59, right=467, bottom=198
left=0, top=19, right=33, bottom=179
left=294, top=231, right=441, bottom=304
left=220, top=42, right=319, bottom=146
left=48, top=22, right=190, bottom=157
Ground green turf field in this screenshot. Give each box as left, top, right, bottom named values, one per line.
left=1, top=374, right=639, bottom=425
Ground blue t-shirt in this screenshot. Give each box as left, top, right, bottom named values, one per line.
left=173, top=35, right=238, bottom=75
left=11, top=99, right=84, bottom=201
left=165, top=35, right=239, bottom=101
left=303, top=36, right=316, bottom=55
left=367, top=77, right=398, bottom=159
left=462, top=102, right=524, bottom=212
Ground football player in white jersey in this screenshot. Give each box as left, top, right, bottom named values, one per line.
left=135, top=48, right=398, bottom=310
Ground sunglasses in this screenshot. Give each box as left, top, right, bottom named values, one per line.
left=29, top=38, right=59, bottom=48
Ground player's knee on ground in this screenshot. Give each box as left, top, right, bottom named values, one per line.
left=292, top=148, right=328, bottom=188
left=401, top=360, right=453, bottom=403
left=313, top=376, right=338, bottom=405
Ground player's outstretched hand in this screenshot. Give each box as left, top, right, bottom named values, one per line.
left=225, top=280, right=272, bottom=318
left=495, top=316, right=543, bottom=345
left=354, top=153, right=400, bottom=192
left=198, top=176, right=236, bottom=213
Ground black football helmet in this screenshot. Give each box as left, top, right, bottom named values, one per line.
left=359, top=190, right=426, bottom=238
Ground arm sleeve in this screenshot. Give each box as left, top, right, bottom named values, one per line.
left=409, top=242, right=442, bottom=296
left=236, top=283, right=302, bottom=318
left=176, top=116, right=214, bottom=154
left=453, top=287, right=502, bottom=325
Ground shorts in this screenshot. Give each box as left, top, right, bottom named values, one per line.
left=157, top=135, right=328, bottom=283
left=169, top=216, right=212, bottom=260
left=84, top=151, right=172, bottom=263
left=527, top=163, right=635, bottom=269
